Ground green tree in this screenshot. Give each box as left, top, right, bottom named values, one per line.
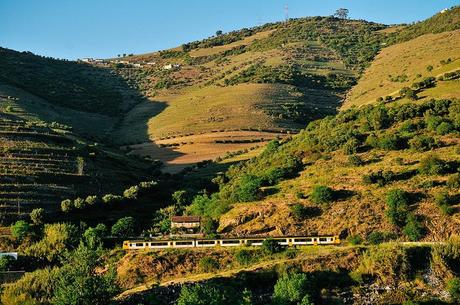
left=273, top=273, right=315, bottom=305
left=233, top=175, right=262, bottom=202
left=403, top=214, right=425, bottom=241
left=61, top=199, right=73, bottom=213
left=30, top=208, right=45, bottom=225
left=334, top=8, right=349, bottom=19
left=447, top=277, right=460, bottom=303
left=310, top=185, right=334, bottom=205
left=11, top=220, right=30, bottom=241
left=111, top=217, right=135, bottom=238
left=262, top=238, right=283, bottom=255
left=25, top=223, right=79, bottom=262
left=0, top=255, right=14, bottom=271
left=418, top=155, right=447, bottom=175
left=83, top=224, right=107, bottom=249
left=177, top=284, right=230, bottom=305
left=198, top=257, right=219, bottom=273
left=240, top=288, right=253, bottom=305
left=53, top=244, right=119, bottom=305
left=386, top=189, right=410, bottom=227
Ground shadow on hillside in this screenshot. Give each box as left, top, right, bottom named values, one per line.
left=0, top=49, right=192, bottom=171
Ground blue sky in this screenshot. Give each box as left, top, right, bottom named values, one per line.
left=1, top=0, right=459, bottom=60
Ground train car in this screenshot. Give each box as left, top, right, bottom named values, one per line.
left=123, top=235, right=340, bottom=250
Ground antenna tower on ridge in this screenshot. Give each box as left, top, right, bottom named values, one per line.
left=284, top=4, right=289, bottom=22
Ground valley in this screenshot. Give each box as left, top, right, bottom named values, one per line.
left=0, top=4, right=460, bottom=305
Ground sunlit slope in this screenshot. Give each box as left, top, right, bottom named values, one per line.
left=343, top=30, right=460, bottom=109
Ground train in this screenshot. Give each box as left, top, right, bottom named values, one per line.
left=123, top=235, right=340, bottom=250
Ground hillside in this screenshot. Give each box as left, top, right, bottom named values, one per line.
left=0, top=95, right=156, bottom=224
left=343, top=29, right=460, bottom=109
left=106, top=17, right=388, bottom=171
left=180, top=98, right=459, bottom=242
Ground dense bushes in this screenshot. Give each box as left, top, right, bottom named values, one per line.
left=408, top=135, right=437, bottom=152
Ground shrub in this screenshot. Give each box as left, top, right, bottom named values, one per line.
left=262, top=238, right=283, bottom=255
left=11, top=220, right=30, bottom=240
left=61, top=199, right=73, bottom=212
left=102, top=194, right=124, bottom=204
left=73, top=197, right=85, bottom=209
left=25, top=223, right=79, bottom=262
left=408, top=135, right=437, bottom=152
left=447, top=173, right=460, bottom=189
left=123, top=185, right=140, bottom=200
left=235, top=249, right=257, bottom=266
left=0, top=267, right=58, bottom=305
left=30, top=208, right=45, bottom=225
left=435, top=191, right=452, bottom=206
left=368, top=106, right=391, bottom=130
left=366, top=231, right=396, bottom=245
left=342, top=138, right=360, bottom=155
left=290, top=204, right=314, bottom=221
left=177, top=284, right=229, bottom=305
left=347, top=234, right=363, bottom=245
left=348, top=154, right=364, bottom=166
left=403, top=214, right=425, bottom=241
left=436, top=122, right=454, bottom=135
left=447, top=277, right=460, bottom=303
left=310, top=185, right=335, bottom=205
left=83, top=224, right=107, bottom=249
left=378, top=134, right=404, bottom=150
left=425, top=116, right=443, bottom=131
left=386, top=189, right=410, bottom=227
left=233, top=175, right=263, bottom=202
left=199, top=257, right=219, bottom=273
left=272, top=273, right=315, bottom=305
left=84, top=195, right=98, bottom=206
left=353, top=243, right=409, bottom=285
left=399, top=87, right=417, bottom=100
left=418, top=155, right=448, bottom=175
left=111, top=217, right=135, bottom=238
left=439, top=204, right=454, bottom=216
left=0, top=255, right=14, bottom=271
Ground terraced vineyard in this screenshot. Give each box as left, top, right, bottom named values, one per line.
left=0, top=110, right=82, bottom=223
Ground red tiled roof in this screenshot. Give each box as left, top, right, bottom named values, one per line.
left=171, top=216, right=201, bottom=223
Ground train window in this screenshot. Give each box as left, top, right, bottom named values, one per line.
left=222, top=240, right=240, bottom=244
left=135, top=243, right=144, bottom=247
left=319, top=238, right=327, bottom=242
left=175, top=241, right=193, bottom=246
left=294, top=238, right=309, bottom=242
left=129, top=243, right=134, bottom=247
left=197, top=240, right=215, bottom=245
left=150, top=242, right=168, bottom=246
left=247, top=240, right=263, bottom=244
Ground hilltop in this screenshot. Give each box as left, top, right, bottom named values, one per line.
left=106, top=16, right=388, bottom=171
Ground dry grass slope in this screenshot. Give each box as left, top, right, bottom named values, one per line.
left=343, top=29, right=460, bottom=109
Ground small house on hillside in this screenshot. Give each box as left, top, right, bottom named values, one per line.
left=171, top=216, right=201, bottom=234
left=163, top=63, right=181, bottom=70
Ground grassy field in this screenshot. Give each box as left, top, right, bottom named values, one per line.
left=124, top=130, right=288, bottom=173
left=343, top=29, right=460, bottom=109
